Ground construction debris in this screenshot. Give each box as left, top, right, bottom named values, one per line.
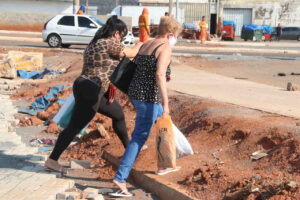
left=250, top=150, right=268, bottom=161
left=287, top=82, right=299, bottom=91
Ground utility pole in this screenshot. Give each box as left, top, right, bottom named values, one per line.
left=73, top=0, right=80, bottom=14
left=176, top=0, right=179, bottom=21
left=86, top=0, right=89, bottom=14
left=169, top=0, right=173, bottom=16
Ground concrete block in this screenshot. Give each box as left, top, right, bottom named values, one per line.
left=70, top=160, right=91, bottom=169
left=83, top=187, right=99, bottom=195
left=56, top=192, right=67, bottom=200
left=8, top=51, right=43, bottom=71
left=0, top=57, right=17, bottom=79
left=98, top=188, right=114, bottom=194
left=87, top=194, right=104, bottom=200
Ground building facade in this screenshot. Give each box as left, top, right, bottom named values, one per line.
left=220, top=0, right=300, bottom=36
left=0, top=0, right=74, bottom=14
left=139, top=0, right=300, bottom=36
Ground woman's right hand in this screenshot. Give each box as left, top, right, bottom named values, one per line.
left=163, top=104, right=170, bottom=115
left=122, top=42, right=144, bottom=58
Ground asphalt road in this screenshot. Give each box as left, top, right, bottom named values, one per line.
left=1, top=31, right=300, bottom=59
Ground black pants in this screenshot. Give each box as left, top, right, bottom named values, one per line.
left=49, top=77, right=129, bottom=161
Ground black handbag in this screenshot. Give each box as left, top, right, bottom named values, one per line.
left=109, top=56, right=137, bottom=94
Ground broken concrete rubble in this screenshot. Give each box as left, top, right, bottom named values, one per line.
left=0, top=57, right=17, bottom=79
left=8, top=51, right=43, bottom=71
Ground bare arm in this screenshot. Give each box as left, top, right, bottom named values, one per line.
left=156, top=45, right=171, bottom=114
left=120, top=42, right=143, bottom=58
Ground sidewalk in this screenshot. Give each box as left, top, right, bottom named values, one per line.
left=178, top=38, right=300, bottom=48
left=168, top=64, right=300, bottom=119
left=0, top=80, right=74, bottom=200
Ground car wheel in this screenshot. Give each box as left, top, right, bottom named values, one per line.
left=47, top=34, right=61, bottom=48
left=297, top=35, right=300, bottom=41
left=61, top=44, right=71, bottom=48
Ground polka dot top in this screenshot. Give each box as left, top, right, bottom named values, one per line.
left=128, top=44, right=171, bottom=104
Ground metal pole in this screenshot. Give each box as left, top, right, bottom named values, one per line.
left=169, top=0, right=173, bottom=16
left=176, top=0, right=179, bottom=21
left=73, top=0, right=79, bottom=14
left=86, top=0, right=89, bottom=14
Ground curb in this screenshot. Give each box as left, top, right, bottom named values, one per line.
left=173, top=45, right=300, bottom=55
left=102, top=151, right=194, bottom=200
left=0, top=45, right=83, bottom=54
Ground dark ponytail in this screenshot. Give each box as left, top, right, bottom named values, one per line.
left=90, top=15, right=128, bottom=44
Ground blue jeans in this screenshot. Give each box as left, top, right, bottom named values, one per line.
left=114, top=99, right=163, bottom=183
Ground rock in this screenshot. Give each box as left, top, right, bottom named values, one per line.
left=46, top=121, right=61, bottom=134
left=287, top=82, right=299, bottom=91
left=251, top=151, right=268, bottom=160
left=277, top=73, right=286, bottom=76
left=83, top=187, right=99, bottom=194
left=86, top=194, right=104, bottom=200
left=57, top=192, right=81, bottom=200
left=251, top=187, right=259, bottom=193
left=286, top=181, right=298, bottom=191
left=30, top=116, right=44, bottom=126
left=98, top=188, right=114, bottom=194
left=56, top=193, right=67, bottom=200
left=0, top=57, right=17, bottom=79
left=71, top=160, right=91, bottom=169
left=97, top=124, right=109, bottom=139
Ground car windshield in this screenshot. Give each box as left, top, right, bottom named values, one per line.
left=90, top=16, right=105, bottom=25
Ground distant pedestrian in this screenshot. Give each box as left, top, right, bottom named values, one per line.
left=217, top=17, right=223, bottom=38
left=199, top=16, right=208, bottom=44
left=276, top=23, right=282, bottom=41
left=76, top=5, right=85, bottom=15
left=139, top=8, right=150, bottom=42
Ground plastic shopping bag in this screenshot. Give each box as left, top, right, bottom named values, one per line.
left=155, top=114, right=176, bottom=169
left=53, top=94, right=86, bottom=136
left=172, top=123, right=194, bottom=158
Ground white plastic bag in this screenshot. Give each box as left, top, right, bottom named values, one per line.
left=172, top=123, right=194, bottom=158
left=53, top=93, right=87, bottom=136
left=53, top=93, right=75, bottom=126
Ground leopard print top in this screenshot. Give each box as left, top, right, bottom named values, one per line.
left=81, top=38, right=124, bottom=92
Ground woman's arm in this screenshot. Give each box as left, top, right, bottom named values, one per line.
left=156, top=45, right=171, bottom=114
left=121, top=42, right=143, bottom=58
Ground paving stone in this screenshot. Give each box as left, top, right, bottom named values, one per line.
left=0, top=92, right=74, bottom=200
left=83, top=187, right=99, bottom=194
left=98, top=188, right=114, bottom=194
left=87, top=194, right=105, bottom=200
left=71, top=160, right=91, bottom=169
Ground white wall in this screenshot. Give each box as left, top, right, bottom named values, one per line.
left=221, top=0, right=300, bottom=27
left=0, top=0, right=73, bottom=14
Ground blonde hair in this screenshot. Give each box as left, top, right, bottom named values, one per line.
left=157, top=16, right=182, bottom=37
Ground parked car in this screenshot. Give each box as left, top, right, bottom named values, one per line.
left=271, top=27, right=300, bottom=41
left=42, top=14, right=134, bottom=48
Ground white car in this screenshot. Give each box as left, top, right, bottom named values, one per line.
left=42, top=14, right=134, bottom=48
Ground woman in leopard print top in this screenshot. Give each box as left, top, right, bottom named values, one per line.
left=45, top=16, right=142, bottom=173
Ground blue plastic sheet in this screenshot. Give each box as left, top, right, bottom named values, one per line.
left=243, top=24, right=264, bottom=31
left=17, top=68, right=60, bottom=79
left=18, top=85, right=71, bottom=115
left=223, top=20, right=236, bottom=30
left=262, top=25, right=274, bottom=34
